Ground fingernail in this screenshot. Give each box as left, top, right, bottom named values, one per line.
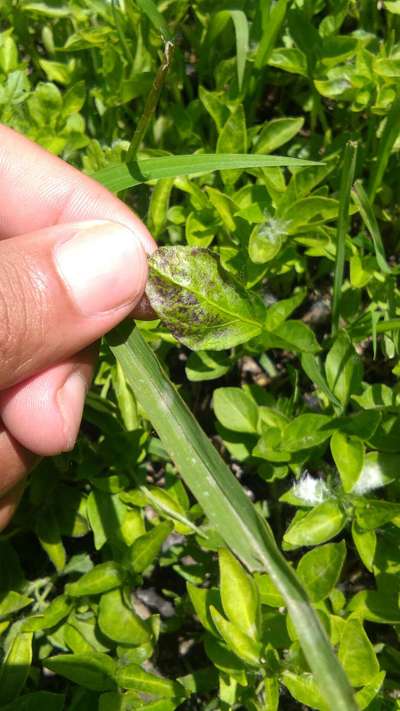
left=57, top=371, right=87, bottom=451
left=54, top=221, right=147, bottom=316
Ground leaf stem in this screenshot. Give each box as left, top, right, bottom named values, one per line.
left=125, top=40, right=175, bottom=163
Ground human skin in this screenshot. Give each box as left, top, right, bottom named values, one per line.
left=0, top=125, right=157, bottom=529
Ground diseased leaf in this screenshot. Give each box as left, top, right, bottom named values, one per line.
left=146, top=247, right=266, bottom=350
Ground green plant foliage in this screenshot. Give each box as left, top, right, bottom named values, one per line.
left=1, top=0, right=400, bottom=708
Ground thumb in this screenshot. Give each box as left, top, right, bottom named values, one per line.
left=0, top=220, right=148, bottom=390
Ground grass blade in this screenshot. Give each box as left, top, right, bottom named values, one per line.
left=368, top=96, right=400, bottom=203
left=351, top=180, right=391, bottom=274
left=108, top=323, right=358, bottom=711
left=331, top=141, right=358, bottom=336
left=230, top=10, right=249, bottom=91
left=93, top=154, right=320, bottom=192
left=134, top=0, right=173, bottom=41
left=255, top=0, right=288, bottom=69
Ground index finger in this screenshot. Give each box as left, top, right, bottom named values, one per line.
left=0, top=124, right=156, bottom=253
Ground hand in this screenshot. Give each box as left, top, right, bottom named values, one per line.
left=0, top=125, right=156, bottom=529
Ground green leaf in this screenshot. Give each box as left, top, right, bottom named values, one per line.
left=0, top=591, right=33, bottom=620
left=36, top=508, right=66, bottom=573
left=351, top=181, right=391, bottom=274
left=284, top=501, right=346, bottom=548
left=126, top=521, right=173, bottom=573
left=264, top=289, right=306, bottom=331
left=116, top=664, right=184, bottom=698
left=146, top=247, right=266, bottom=350
left=209, top=606, right=261, bottom=667
left=0, top=632, right=33, bottom=705
left=134, top=0, right=172, bottom=41
left=368, top=97, right=400, bottom=201
left=98, top=589, right=149, bottom=645
left=93, top=154, right=320, bottom=193
left=301, top=353, right=342, bottom=409
left=385, top=0, right=400, bottom=12
left=353, top=451, right=400, bottom=494
left=219, top=548, right=260, bottom=639
left=229, top=11, right=249, bottom=91
left=204, top=634, right=247, bottom=683
left=351, top=523, right=376, bottom=573
left=186, top=584, right=220, bottom=635
left=265, top=321, right=321, bottom=354
left=44, top=653, right=117, bottom=692
left=297, top=541, right=346, bottom=602
left=330, top=431, right=364, bottom=493
left=248, top=221, right=285, bottom=264
left=331, top=141, right=358, bottom=335
left=355, top=671, right=385, bottom=710
left=338, top=616, right=379, bottom=687
left=281, top=671, right=326, bottom=709
left=255, top=117, right=304, bottom=154
left=255, top=0, right=289, bottom=69
left=325, top=332, right=362, bottom=409
left=213, top=388, right=259, bottom=433
left=283, top=414, right=334, bottom=451
left=23, top=595, right=73, bottom=633
left=354, top=498, right=400, bottom=531
left=65, top=562, right=125, bottom=597
left=185, top=350, right=231, bottom=382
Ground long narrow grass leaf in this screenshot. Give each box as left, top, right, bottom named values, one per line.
left=352, top=180, right=392, bottom=274
left=368, top=96, right=400, bottom=202
left=108, top=324, right=357, bottom=711
left=255, top=0, right=288, bottom=69
left=230, top=10, right=249, bottom=90
left=93, top=154, right=320, bottom=192
left=331, top=141, right=358, bottom=336
left=134, top=0, right=173, bottom=41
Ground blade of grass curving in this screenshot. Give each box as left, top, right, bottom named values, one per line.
left=134, top=0, right=173, bottom=41
left=255, top=0, right=288, bottom=69
left=107, top=323, right=357, bottom=711
left=230, top=10, right=249, bottom=91
left=368, top=96, right=400, bottom=203
left=352, top=180, right=391, bottom=274
left=331, top=141, right=358, bottom=336
left=349, top=314, right=400, bottom=342
left=93, top=154, right=320, bottom=193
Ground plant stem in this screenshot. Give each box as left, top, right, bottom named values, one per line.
left=107, top=323, right=358, bottom=711
left=331, top=141, right=358, bottom=337
left=125, top=40, right=175, bottom=163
